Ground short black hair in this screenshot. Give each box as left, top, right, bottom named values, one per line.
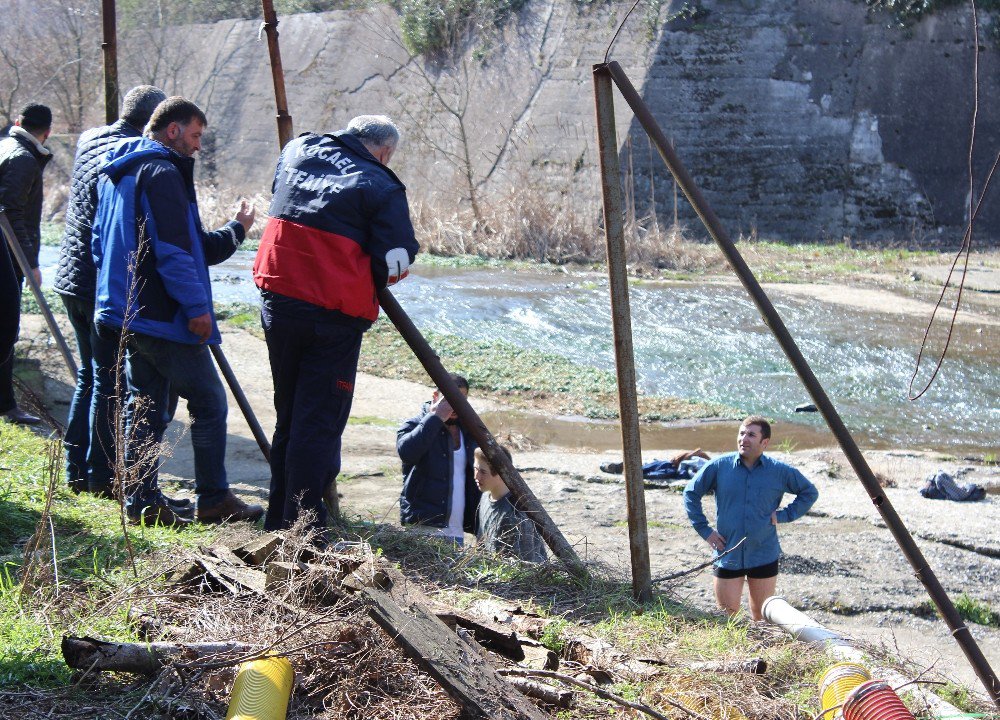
left=741, top=415, right=772, bottom=440
left=146, top=97, right=207, bottom=134
left=122, top=86, right=167, bottom=129
left=17, top=103, right=52, bottom=133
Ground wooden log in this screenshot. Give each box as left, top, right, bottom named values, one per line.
left=436, top=612, right=525, bottom=660
left=231, top=533, right=283, bottom=565
left=505, top=677, right=573, bottom=708
left=62, top=636, right=252, bottom=675
left=362, top=584, right=549, bottom=720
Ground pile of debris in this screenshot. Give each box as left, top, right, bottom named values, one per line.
left=56, top=531, right=773, bottom=719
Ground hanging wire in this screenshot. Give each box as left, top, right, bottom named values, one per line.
left=604, top=0, right=644, bottom=64
left=907, top=0, right=999, bottom=400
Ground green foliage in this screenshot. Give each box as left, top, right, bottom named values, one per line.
left=858, top=0, right=1000, bottom=27
left=539, top=617, right=569, bottom=653
left=954, top=593, right=1000, bottom=627
left=394, top=0, right=527, bottom=56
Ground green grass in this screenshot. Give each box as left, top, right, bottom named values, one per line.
left=358, top=317, right=734, bottom=422
left=954, top=593, right=1000, bottom=628
left=0, top=423, right=219, bottom=687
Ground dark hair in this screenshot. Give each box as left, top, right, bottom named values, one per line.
left=741, top=415, right=771, bottom=440
left=122, top=86, right=167, bottom=129
left=17, top=103, right=52, bottom=133
left=146, top=97, right=207, bottom=134
left=474, top=445, right=512, bottom=476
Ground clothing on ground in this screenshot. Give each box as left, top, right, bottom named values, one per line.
left=476, top=493, right=547, bottom=563
left=683, top=452, right=818, bottom=570
left=919, top=470, right=985, bottom=502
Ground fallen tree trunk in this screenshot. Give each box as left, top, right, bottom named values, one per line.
left=61, top=636, right=253, bottom=675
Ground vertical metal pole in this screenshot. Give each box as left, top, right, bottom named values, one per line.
left=0, top=211, right=77, bottom=379
left=260, top=0, right=293, bottom=149
left=593, top=65, right=652, bottom=603
left=101, top=0, right=119, bottom=124
left=377, top=287, right=589, bottom=580
left=604, top=60, right=999, bottom=706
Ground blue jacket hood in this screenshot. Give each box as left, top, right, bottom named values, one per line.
left=101, top=136, right=173, bottom=182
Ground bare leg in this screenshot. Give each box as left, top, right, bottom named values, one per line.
left=746, top=575, right=778, bottom=620
left=713, top=576, right=745, bottom=616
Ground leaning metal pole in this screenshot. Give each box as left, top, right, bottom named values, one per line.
left=0, top=210, right=77, bottom=379
left=260, top=0, right=294, bottom=149
left=603, top=60, right=999, bottom=706
left=593, top=66, right=652, bottom=602
left=377, top=287, right=589, bottom=580
left=209, top=345, right=270, bottom=462
left=101, top=0, right=119, bottom=124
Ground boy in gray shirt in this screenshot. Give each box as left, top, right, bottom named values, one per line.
left=474, top=446, right=547, bottom=563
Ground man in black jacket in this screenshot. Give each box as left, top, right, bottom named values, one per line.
left=397, top=376, right=479, bottom=544
left=54, top=86, right=167, bottom=495
left=0, top=103, right=52, bottom=425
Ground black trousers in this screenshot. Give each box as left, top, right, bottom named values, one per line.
left=261, top=304, right=363, bottom=532
left=0, top=241, right=20, bottom=413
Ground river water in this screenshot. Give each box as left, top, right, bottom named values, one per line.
left=40, top=247, right=998, bottom=456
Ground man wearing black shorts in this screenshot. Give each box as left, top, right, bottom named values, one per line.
left=683, top=415, right=818, bottom=620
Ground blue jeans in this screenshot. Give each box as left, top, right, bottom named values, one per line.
left=124, top=332, right=229, bottom=510
left=62, top=296, right=122, bottom=490
left=261, top=305, right=362, bottom=532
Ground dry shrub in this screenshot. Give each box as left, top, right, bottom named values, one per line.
left=412, top=185, right=722, bottom=271
left=194, top=182, right=270, bottom=243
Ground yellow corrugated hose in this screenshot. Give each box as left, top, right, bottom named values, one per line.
left=225, top=656, right=294, bottom=720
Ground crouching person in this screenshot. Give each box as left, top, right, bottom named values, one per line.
left=397, top=375, right=478, bottom=545
left=474, top=446, right=546, bottom=563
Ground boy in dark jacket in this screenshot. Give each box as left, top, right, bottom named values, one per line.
left=55, top=86, right=167, bottom=495
left=397, top=376, right=478, bottom=544
left=93, top=97, right=260, bottom=527
left=0, top=103, right=52, bottom=425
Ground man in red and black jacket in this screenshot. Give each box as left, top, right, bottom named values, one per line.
left=254, top=115, right=419, bottom=534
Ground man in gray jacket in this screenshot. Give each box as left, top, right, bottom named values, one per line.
left=0, top=103, right=52, bottom=425
left=54, top=86, right=167, bottom=497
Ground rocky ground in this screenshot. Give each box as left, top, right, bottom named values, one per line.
left=20, top=265, right=1000, bottom=703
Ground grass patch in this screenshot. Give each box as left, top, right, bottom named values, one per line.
left=358, top=317, right=734, bottom=422
left=954, top=593, right=1000, bottom=628
left=347, top=415, right=398, bottom=428
left=0, top=424, right=220, bottom=688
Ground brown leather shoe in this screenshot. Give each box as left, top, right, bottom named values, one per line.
left=127, top=498, right=192, bottom=528
left=196, top=491, right=264, bottom=524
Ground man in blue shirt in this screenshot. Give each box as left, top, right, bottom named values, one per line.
left=684, top=415, right=818, bottom=620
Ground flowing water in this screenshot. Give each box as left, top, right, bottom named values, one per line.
left=40, top=247, right=998, bottom=456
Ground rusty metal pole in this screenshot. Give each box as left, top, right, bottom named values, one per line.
left=593, top=65, right=652, bottom=602
left=209, top=345, right=270, bottom=462
left=101, top=0, right=119, bottom=124
left=377, top=287, right=589, bottom=580
left=260, top=0, right=293, bottom=149
left=603, top=60, right=1000, bottom=706
left=0, top=210, right=77, bottom=379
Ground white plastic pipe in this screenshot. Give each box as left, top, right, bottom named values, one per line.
left=762, top=596, right=967, bottom=720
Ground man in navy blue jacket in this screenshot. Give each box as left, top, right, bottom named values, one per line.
left=684, top=415, right=818, bottom=620
left=254, top=115, right=419, bottom=535
left=93, top=97, right=262, bottom=527
left=55, top=85, right=166, bottom=496
left=397, top=376, right=479, bottom=544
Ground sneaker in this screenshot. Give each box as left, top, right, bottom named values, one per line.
left=127, top=498, right=192, bottom=528
left=600, top=461, right=624, bottom=474
left=195, top=491, right=264, bottom=524
left=3, top=407, right=41, bottom=425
